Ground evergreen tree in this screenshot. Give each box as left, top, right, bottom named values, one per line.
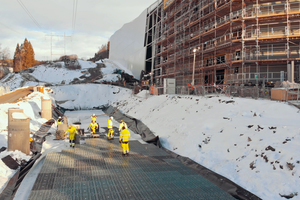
left=13, top=44, right=22, bottom=72
left=28, top=41, right=35, bottom=67
left=22, top=38, right=30, bottom=69
left=13, top=38, right=35, bottom=71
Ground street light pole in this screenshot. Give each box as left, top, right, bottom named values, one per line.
left=192, top=48, right=197, bottom=86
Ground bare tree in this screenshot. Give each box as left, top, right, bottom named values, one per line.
left=0, top=44, right=10, bottom=61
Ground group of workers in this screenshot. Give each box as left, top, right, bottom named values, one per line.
left=58, top=114, right=131, bottom=156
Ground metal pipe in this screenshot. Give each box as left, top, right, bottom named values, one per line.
left=192, top=48, right=196, bottom=86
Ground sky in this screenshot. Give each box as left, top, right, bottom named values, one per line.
left=0, top=0, right=158, bottom=61
left=0, top=59, right=300, bottom=200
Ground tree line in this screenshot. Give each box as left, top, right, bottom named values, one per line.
left=88, top=41, right=110, bottom=62
left=13, top=38, right=35, bottom=72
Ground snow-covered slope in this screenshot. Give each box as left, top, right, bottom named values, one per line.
left=113, top=92, right=300, bottom=199
left=0, top=59, right=124, bottom=91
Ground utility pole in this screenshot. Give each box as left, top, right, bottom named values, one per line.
left=45, top=32, right=72, bottom=61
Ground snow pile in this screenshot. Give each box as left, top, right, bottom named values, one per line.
left=50, top=84, right=132, bottom=110
left=0, top=150, right=31, bottom=191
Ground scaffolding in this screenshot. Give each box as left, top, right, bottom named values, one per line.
left=145, top=0, right=300, bottom=87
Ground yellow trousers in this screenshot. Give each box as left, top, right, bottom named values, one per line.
left=121, top=142, right=129, bottom=154
left=108, top=129, right=114, bottom=138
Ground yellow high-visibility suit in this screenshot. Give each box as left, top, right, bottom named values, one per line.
left=119, top=128, right=130, bottom=155
left=118, top=122, right=128, bottom=132
left=107, top=118, right=113, bottom=139
left=89, top=122, right=98, bottom=135
left=107, top=118, right=113, bottom=129
left=108, top=129, right=114, bottom=139
left=65, top=126, right=78, bottom=147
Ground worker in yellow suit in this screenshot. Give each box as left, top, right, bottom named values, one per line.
left=65, top=124, right=78, bottom=148
left=107, top=116, right=114, bottom=139
left=118, top=120, right=128, bottom=132
left=119, top=126, right=131, bottom=156
left=57, top=116, right=63, bottom=127
left=88, top=121, right=98, bottom=137
left=91, top=114, right=97, bottom=123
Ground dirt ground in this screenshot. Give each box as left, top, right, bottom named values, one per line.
left=0, top=87, right=33, bottom=104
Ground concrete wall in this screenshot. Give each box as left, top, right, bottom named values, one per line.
left=109, top=9, right=147, bottom=79
left=8, top=109, right=30, bottom=155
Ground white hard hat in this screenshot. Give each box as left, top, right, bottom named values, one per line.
left=59, top=116, right=62, bottom=119
left=93, top=114, right=95, bottom=116
left=110, top=116, right=113, bottom=120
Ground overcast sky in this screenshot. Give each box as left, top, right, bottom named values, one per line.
left=0, top=0, right=158, bottom=61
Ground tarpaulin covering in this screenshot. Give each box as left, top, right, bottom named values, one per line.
left=0, top=169, right=20, bottom=200
left=31, top=119, right=55, bottom=154
left=103, top=106, right=161, bottom=146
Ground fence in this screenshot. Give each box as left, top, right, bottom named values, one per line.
left=286, top=83, right=300, bottom=108
left=225, top=72, right=286, bottom=84
left=150, top=84, right=272, bottom=99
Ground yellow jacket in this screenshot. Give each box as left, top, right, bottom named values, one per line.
left=89, top=122, right=98, bottom=132
left=120, top=129, right=130, bottom=142
left=119, top=122, right=128, bottom=131
left=65, top=126, right=78, bottom=140
left=107, top=119, right=113, bottom=129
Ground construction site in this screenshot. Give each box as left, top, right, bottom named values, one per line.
left=145, top=0, right=300, bottom=89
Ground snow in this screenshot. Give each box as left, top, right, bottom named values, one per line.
left=30, top=64, right=82, bottom=85
left=12, top=112, right=29, bottom=120
left=0, top=59, right=299, bottom=200
left=98, top=59, right=134, bottom=77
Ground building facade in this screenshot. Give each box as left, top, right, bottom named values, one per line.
left=145, top=0, right=300, bottom=87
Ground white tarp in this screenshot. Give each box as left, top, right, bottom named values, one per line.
left=109, top=9, right=147, bottom=79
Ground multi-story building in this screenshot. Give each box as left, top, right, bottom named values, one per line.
left=145, top=0, right=300, bottom=87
